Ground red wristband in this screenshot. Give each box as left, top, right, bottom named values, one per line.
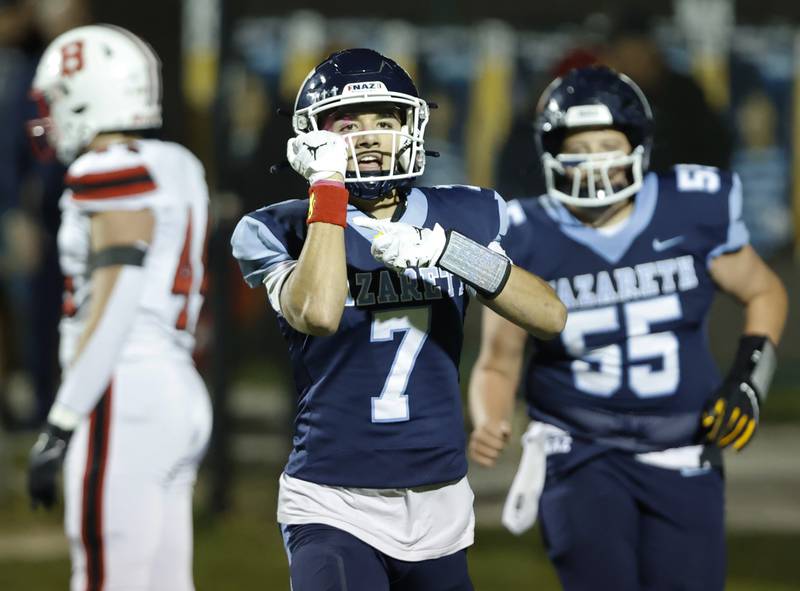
left=307, top=180, right=349, bottom=227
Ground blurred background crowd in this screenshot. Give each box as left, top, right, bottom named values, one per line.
left=0, top=0, right=798, bottom=589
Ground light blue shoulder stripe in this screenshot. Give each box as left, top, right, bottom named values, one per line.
left=280, top=523, right=292, bottom=564
left=402, top=188, right=430, bottom=227
left=347, top=188, right=429, bottom=243
left=506, top=198, right=529, bottom=227
left=542, top=173, right=659, bottom=264
left=231, top=213, right=293, bottom=288
left=706, top=172, right=749, bottom=267
left=494, top=191, right=509, bottom=242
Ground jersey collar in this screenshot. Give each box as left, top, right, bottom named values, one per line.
left=347, top=187, right=429, bottom=243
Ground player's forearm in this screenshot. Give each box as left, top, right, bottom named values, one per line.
left=73, top=266, right=122, bottom=357
left=50, top=265, right=145, bottom=428
left=742, top=273, right=788, bottom=345
left=282, top=222, right=348, bottom=336
left=469, top=366, right=519, bottom=429
left=481, top=266, right=567, bottom=339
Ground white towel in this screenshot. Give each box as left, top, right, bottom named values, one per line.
left=501, top=422, right=548, bottom=535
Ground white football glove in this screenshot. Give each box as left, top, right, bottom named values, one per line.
left=286, top=130, right=348, bottom=184
left=352, top=217, right=447, bottom=271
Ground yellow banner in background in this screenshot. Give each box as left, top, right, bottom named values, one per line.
left=280, top=12, right=326, bottom=105
left=467, top=21, right=514, bottom=188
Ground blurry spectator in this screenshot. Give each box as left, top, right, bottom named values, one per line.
left=420, top=91, right=468, bottom=186
left=217, top=69, right=304, bottom=363
left=600, top=8, right=733, bottom=172
left=0, top=0, right=44, bottom=425
left=0, top=0, right=86, bottom=427
left=31, top=0, right=89, bottom=41
left=220, top=70, right=304, bottom=212
left=732, top=90, right=793, bottom=259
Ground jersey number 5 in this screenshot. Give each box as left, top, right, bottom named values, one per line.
left=370, top=307, right=431, bottom=422
left=562, top=294, right=682, bottom=398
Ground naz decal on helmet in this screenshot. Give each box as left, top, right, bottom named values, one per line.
left=342, top=81, right=387, bottom=94
left=61, top=41, right=85, bottom=77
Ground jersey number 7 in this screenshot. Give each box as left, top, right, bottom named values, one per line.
left=370, top=307, right=431, bottom=422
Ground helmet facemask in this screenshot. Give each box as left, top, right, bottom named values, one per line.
left=29, top=84, right=98, bottom=163
left=542, top=145, right=645, bottom=208
left=27, top=89, right=58, bottom=161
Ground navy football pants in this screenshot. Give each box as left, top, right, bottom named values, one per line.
left=282, top=523, right=474, bottom=591
left=539, top=452, right=725, bottom=591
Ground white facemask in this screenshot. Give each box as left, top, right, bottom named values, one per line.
left=542, top=145, right=645, bottom=208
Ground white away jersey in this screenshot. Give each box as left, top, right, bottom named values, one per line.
left=58, top=139, right=208, bottom=366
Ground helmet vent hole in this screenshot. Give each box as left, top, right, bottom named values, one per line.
left=72, top=104, right=87, bottom=115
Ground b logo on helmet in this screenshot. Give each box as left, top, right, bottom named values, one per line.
left=61, top=41, right=85, bottom=77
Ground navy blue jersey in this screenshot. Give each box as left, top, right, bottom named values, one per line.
left=503, top=166, right=748, bottom=452
left=232, top=186, right=507, bottom=488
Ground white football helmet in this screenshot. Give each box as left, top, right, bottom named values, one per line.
left=29, top=25, right=162, bottom=164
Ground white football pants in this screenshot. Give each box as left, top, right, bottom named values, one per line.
left=63, top=358, right=212, bottom=591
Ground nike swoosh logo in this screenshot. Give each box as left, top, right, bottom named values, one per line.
left=652, top=236, right=684, bottom=252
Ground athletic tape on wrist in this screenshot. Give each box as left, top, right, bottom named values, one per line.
left=307, top=180, right=348, bottom=227
left=437, top=231, right=511, bottom=298
left=734, top=335, right=778, bottom=403
left=47, top=403, right=82, bottom=432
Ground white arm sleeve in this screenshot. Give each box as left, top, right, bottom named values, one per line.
left=48, top=266, right=146, bottom=428
left=263, top=260, right=297, bottom=315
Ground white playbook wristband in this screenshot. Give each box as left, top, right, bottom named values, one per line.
left=437, top=231, right=512, bottom=298
left=54, top=265, right=146, bottom=417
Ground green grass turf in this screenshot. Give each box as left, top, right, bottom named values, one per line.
left=2, top=508, right=799, bottom=590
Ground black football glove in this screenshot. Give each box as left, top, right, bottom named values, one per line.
left=28, top=423, right=73, bottom=510
left=703, top=335, right=777, bottom=451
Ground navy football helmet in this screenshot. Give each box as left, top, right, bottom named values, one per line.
left=293, top=48, right=429, bottom=199
left=535, top=66, right=654, bottom=207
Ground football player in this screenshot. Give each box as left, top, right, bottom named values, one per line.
left=26, top=25, right=212, bottom=591
left=231, top=48, right=567, bottom=591
left=468, top=66, right=788, bottom=591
